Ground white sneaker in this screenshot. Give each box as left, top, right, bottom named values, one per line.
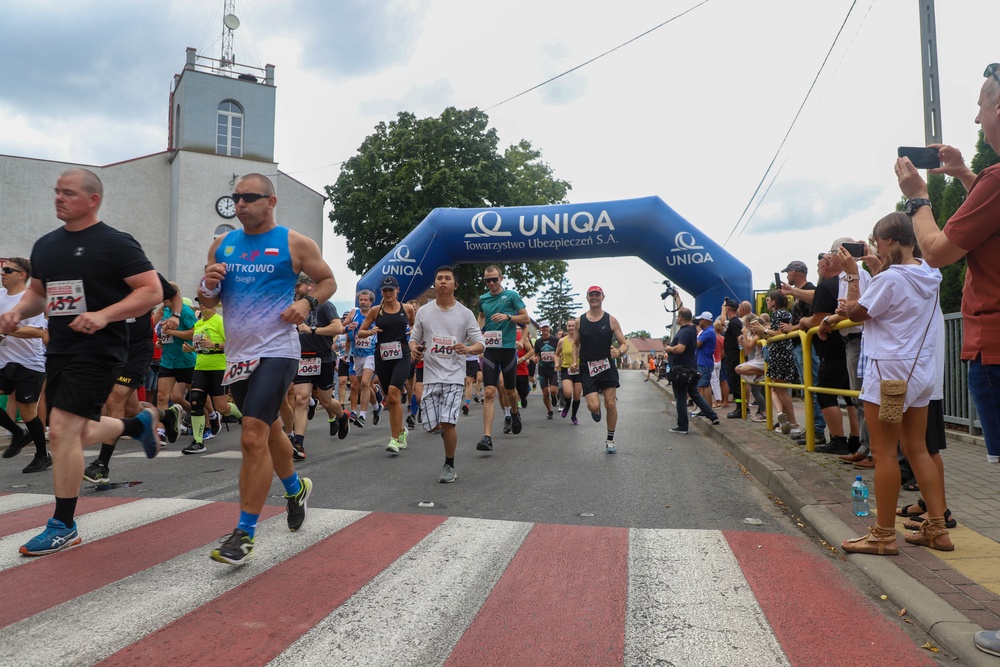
left=788, top=426, right=805, bottom=436
left=386, top=438, right=400, bottom=454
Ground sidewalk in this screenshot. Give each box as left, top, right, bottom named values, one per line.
left=651, top=376, right=1000, bottom=667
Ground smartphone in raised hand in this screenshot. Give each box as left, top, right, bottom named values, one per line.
left=898, top=146, right=940, bottom=169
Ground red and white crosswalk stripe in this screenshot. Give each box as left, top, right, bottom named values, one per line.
left=0, top=493, right=937, bottom=667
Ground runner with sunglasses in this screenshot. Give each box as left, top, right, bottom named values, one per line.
left=475, top=265, right=529, bottom=452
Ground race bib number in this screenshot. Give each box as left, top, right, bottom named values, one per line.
left=356, top=336, right=375, bottom=351
left=587, top=358, right=611, bottom=377
left=540, top=351, right=555, bottom=363
left=298, top=356, right=321, bottom=376
left=431, top=335, right=457, bottom=358
left=160, top=332, right=174, bottom=345
left=46, top=280, right=87, bottom=317
left=222, top=358, right=260, bottom=386
left=484, top=330, right=503, bottom=348
left=379, top=340, right=403, bottom=361
left=192, top=333, right=206, bottom=350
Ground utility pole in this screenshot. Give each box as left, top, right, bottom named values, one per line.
left=918, top=0, right=942, bottom=145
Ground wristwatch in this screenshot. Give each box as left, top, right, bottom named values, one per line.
left=904, top=198, right=932, bottom=216
left=303, top=296, right=319, bottom=311
left=310, top=326, right=317, bottom=335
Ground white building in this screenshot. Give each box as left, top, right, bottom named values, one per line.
left=0, top=47, right=325, bottom=297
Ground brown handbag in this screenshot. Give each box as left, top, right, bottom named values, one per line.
left=874, top=293, right=938, bottom=423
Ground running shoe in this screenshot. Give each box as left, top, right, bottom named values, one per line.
left=386, top=438, right=400, bottom=454
left=473, top=395, right=481, bottom=404
left=547, top=411, right=553, bottom=420
left=462, top=404, right=469, bottom=415
left=19, top=518, right=81, bottom=556
left=520, top=397, right=527, bottom=409
left=476, top=435, right=493, bottom=451
left=503, top=416, right=512, bottom=434
left=202, top=428, right=214, bottom=441
left=605, top=441, right=617, bottom=454
left=292, top=440, right=306, bottom=461
left=83, top=460, right=110, bottom=484
left=669, top=427, right=689, bottom=434
left=135, top=407, right=161, bottom=458
left=406, top=414, right=416, bottom=429
left=163, top=404, right=181, bottom=444
left=337, top=413, right=351, bottom=440
left=182, top=441, right=206, bottom=455
left=3, top=427, right=32, bottom=459
left=22, top=453, right=52, bottom=474
left=571, top=417, right=579, bottom=426
left=285, top=477, right=313, bottom=531
left=372, top=403, right=383, bottom=426
left=307, top=398, right=317, bottom=421
left=397, top=428, right=408, bottom=449
left=209, top=412, right=223, bottom=436
left=358, top=414, right=366, bottom=428
left=561, top=404, right=569, bottom=418
left=210, top=529, right=254, bottom=565
left=438, top=464, right=457, bottom=483
left=592, top=405, right=602, bottom=422
left=511, top=411, right=522, bottom=434
left=776, top=412, right=792, bottom=435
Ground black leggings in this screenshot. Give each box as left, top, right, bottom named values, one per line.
left=375, top=356, right=411, bottom=392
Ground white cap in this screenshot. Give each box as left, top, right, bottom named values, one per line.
left=698, top=311, right=713, bottom=321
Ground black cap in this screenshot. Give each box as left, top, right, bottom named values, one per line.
left=380, top=276, right=399, bottom=290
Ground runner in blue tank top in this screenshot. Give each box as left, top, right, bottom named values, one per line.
left=199, top=173, right=337, bottom=566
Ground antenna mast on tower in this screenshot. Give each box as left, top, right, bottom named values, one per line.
left=221, top=0, right=240, bottom=69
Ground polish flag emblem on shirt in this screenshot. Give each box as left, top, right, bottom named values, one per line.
left=265, top=248, right=279, bottom=256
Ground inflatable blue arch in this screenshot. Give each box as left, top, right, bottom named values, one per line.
left=356, top=196, right=752, bottom=315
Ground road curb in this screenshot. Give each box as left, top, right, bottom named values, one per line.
left=652, top=379, right=992, bottom=666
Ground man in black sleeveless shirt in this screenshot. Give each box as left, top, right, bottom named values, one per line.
left=572, top=286, right=627, bottom=454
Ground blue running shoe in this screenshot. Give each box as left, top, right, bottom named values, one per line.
left=605, top=440, right=618, bottom=454
left=20, top=518, right=81, bottom=556
left=135, top=408, right=161, bottom=458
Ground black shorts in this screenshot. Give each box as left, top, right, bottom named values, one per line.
left=118, top=341, right=154, bottom=389
left=516, top=375, right=530, bottom=399
left=293, top=356, right=335, bottom=390
left=816, top=355, right=852, bottom=409
left=376, top=356, right=411, bottom=392
left=559, top=368, right=582, bottom=385
left=46, top=354, right=120, bottom=421
left=0, top=362, right=45, bottom=404
left=580, top=360, right=620, bottom=396
left=337, top=358, right=350, bottom=377
left=537, top=367, right=559, bottom=389
left=158, top=366, right=194, bottom=384
left=228, top=358, right=296, bottom=424
left=191, top=369, right=227, bottom=397
left=925, top=398, right=946, bottom=455
left=466, top=360, right=480, bottom=378
left=482, top=348, right=517, bottom=388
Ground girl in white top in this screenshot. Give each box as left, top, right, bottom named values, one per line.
left=839, top=211, right=952, bottom=556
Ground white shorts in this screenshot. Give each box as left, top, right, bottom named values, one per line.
left=353, top=355, right=375, bottom=375
left=859, top=357, right=934, bottom=411
left=420, top=382, right=464, bottom=432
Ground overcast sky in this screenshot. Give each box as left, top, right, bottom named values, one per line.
left=2, top=0, right=997, bottom=335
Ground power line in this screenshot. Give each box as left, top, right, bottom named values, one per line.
left=721, top=0, right=863, bottom=247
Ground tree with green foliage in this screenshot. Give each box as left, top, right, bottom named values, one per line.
left=325, top=107, right=572, bottom=305
left=626, top=330, right=652, bottom=339
left=898, top=130, right=999, bottom=313
left=535, top=275, right=579, bottom=330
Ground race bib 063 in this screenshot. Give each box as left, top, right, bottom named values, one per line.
left=298, top=357, right=321, bottom=376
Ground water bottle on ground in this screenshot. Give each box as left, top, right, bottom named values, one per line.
left=851, top=475, right=870, bottom=517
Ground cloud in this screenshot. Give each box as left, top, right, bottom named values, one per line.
left=742, top=180, right=884, bottom=234
left=255, top=0, right=430, bottom=79
left=536, top=41, right=587, bottom=106
left=357, top=78, right=455, bottom=118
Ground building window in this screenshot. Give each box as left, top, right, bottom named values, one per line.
left=216, top=100, right=243, bottom=157
left=213, top=223, right=236, bottom=239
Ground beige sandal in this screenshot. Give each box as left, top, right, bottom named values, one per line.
left=842, top=525, right=898, bottom=556
left=904, top=517, right=954, bottom=551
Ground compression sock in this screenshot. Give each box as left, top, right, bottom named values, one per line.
left=227, top=403, right=243, bottom=419
left=53, top=497, right=78, bottom=529
left=25, top=417, right=47, bottom=456
left=504, top=407, right=511, bottom=418
left=191, top=415, right=206, bottom=443
left=445, top=457, right=455, bottom=467
left=571, top=399, right=581, bottom=418
left=237, top=511, right=260, bottom=539
left=97, top=444, right=116, bottom=466
left=280, top=472, right=302, bottom=497
left=410, top=395, right=419, bottom=414
left=0, top=409, right=18, bottom=435
left=607, top=430, right=615, bottom=442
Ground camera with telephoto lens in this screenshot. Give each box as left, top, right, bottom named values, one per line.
left=660, top=279, right=677, bottom=300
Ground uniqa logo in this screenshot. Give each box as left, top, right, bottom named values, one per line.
left=665, top=231, right=713, bottom=266
left=390, top=245, right=416, bottom=263
left=465, top=211, right=511, bottom=238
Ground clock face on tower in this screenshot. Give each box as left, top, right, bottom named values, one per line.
left=215, top=195, right=236, bottom=219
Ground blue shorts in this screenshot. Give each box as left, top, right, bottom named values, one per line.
left=697, top=364, right=713, bottom=388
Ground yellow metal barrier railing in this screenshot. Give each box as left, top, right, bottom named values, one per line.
left=737, top=319, right=861, bottom=452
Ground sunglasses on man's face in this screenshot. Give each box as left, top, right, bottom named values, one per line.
left=588, top=291, right=603, bottom=297
left=986, top=63, right=1000, bottom=86
left=231, top=192, right=269, bottom=204
left=484, top=277, right=500, bottom=284
left=1, top=267, right=22, bottom=274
